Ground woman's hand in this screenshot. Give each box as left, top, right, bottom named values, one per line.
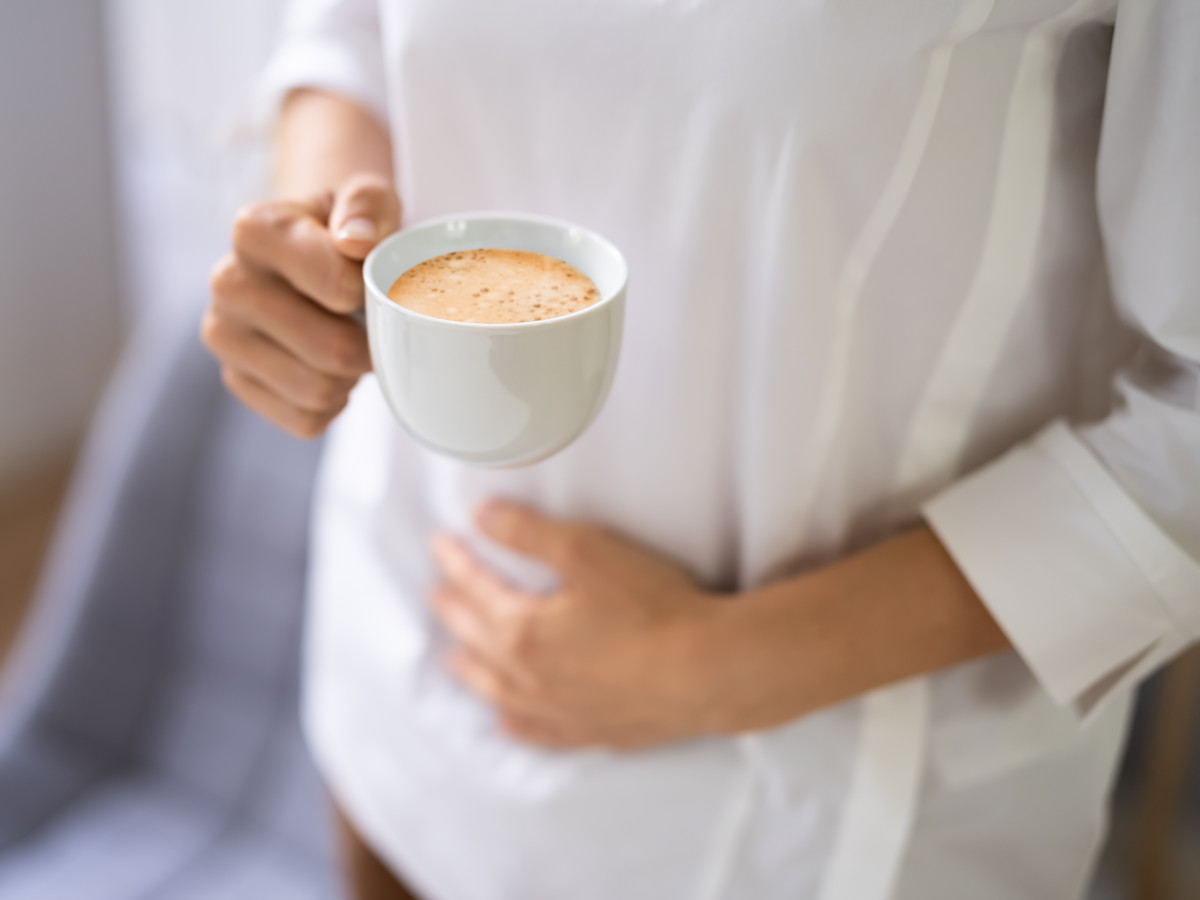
left=202, top=173, right=400, bottom=438
left=431, top=501, right=726, bottom=751
left=432, top=503, right=1010, bottom=753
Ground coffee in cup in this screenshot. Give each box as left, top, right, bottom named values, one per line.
left=387, top=249, right=601, bottom=324
left=363, top=213, right=627, bottom=467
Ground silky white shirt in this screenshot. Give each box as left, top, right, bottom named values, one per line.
left=260, top=2, right=1200, bottom=898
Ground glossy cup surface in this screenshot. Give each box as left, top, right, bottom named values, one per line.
left=363, top=214, right=627, bottom=467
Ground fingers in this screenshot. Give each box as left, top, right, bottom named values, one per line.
left=431, top=534, right=528, bottom=613
left=432, top=582, right=544, bottom=692
left=446, top=649, right=586, bottom=749
left=209, top=253, right=370, bottom=377
left=432, top=584, right=502, bottom=660
left=201, top=312, right=357, bottom=413
left=433, top=574, right=591, bottom=750
left=430, top=535, right=538, bottom=673
left=475, top=500, right=585, bottom=571
left=220, top=367, right=345, bottom=440
left=232, top=199, right=365, bottom=313
left=444, top=647, right=540, bottom=715
left=208, top=173, right=400, bottom=437
left=206, top=248, right=364, bottom=439
left=329, top=173, right=402, bottom=260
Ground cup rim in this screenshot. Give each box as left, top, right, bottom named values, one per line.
left=363, top=211, right=628, bottom=332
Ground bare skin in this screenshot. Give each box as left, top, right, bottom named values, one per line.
left=333, top=804, right=419, bottom=900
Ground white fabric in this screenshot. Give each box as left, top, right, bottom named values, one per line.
left=262, top=1, right=1200, bottom=898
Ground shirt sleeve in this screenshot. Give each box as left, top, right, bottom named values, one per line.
left=922, top=0, right=1200, bottom=721
left=256, top=0, right=387, bottom=126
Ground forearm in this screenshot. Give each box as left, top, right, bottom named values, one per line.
left=700, top=524, right=1010, bottom=734
left=274, top=89, right=394, bottom=199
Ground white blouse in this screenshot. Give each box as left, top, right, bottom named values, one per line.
left=260, top=1, right=1200, bottom=898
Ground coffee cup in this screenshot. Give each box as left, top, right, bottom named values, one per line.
left=363, top=213, right=627, bottom=467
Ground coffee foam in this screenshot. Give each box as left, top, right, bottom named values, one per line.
left=387, top=249, right=601, bottom=324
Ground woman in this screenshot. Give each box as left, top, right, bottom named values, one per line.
left=201, top=1, right=1200, bottom=898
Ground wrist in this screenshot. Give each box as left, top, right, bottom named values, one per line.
left=686, top=526, right=1008, bottom=737
left=655, top=590, right=728, bottom=735
left=678, top=582, right=831, bottom=737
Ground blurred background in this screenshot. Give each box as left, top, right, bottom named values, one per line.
left=0, top=3, right=1196, bottom=899
left=0, top=0, right=280, bottom=563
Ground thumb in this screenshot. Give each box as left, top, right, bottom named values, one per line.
left=329, top=173, right=401, bottom=260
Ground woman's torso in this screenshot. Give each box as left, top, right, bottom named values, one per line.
left=307, top=2, right=1135, bottom=898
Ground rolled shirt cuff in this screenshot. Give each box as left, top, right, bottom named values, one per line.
left=255, top=33, right=388, bottom=132
left=923, top=421, right=1200, bottom=720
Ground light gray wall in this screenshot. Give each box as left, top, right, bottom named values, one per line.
left=0, top=0, right=287, bottom=481
left=107, top=0, right=284, bottom=320
left=0, top=1, right=123, bottom=480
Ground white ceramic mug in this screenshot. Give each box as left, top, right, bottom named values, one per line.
left=363, top=213, right=627, bottom=467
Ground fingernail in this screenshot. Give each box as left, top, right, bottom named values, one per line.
left=336, top=217, right=376, bottom=242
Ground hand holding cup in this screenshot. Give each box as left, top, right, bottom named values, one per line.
left=202, top=173, right=400, bottom=438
